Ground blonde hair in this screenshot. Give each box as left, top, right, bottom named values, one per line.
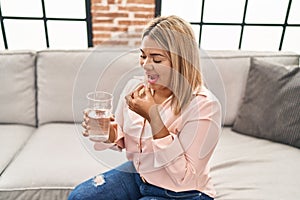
left=142, top=15, right=202, bottom=115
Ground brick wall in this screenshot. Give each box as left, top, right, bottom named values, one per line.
left=91, top=0, right=155, bottom=47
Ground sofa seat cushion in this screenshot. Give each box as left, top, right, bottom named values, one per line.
left=0, top=123, right=112, bottom=200
left=0, top=125, right=34, bottom=174
left=211, top=128, right=300, bottom=200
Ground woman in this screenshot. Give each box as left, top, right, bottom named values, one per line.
left=69, top=15, right=221, bottom=200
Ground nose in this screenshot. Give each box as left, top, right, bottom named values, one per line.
left=140, top=56, right=154, bottom=69
left=143, top=64, right=154, bottom=71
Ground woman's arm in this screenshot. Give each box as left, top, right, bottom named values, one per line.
left=148, top=104, right=170, bottom=139
left=90, top=79, right=144, bottom=151
left=151, top=100, right=221, bottom=186
left=125, top=85, right=171, bottom=139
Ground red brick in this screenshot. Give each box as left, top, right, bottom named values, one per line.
left=91, top=5, right=109, bottom=11
left=93, top=33, right=112, bottom=38
left=94, top=40, right=129, bottom=46
left=107, top=0, right=115, bottom=4
left=94, top=40, right=107, bottom=46
left=118, top=5, right=155, bottom=13
left=92, top=12, right=129, bottom=18
left=135, top=27, right=144, bottom=32
left=93, top=26, right=128, bottom=32
left=127, top=0, right=154, bottom=4
left=134, top=13, right=154, bottom=18
left=91, top=0, right=103, bottom=4
left=118, top=20, right=148, bottom=26
left=135, top=41, right=141, bottom=46
left=92, top=18, right=114, bottom=24
left=119, top=33, right=142, bottom=38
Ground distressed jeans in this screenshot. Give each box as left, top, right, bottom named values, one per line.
left=68, top=161, right=213, bottom=200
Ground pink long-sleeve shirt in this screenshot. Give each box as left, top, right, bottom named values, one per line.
left=95, top=78, right=222, bottom=198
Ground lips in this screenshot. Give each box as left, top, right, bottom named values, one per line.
left=147, top=74, right=159, bottom=84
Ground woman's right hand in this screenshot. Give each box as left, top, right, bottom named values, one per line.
left=81, top=109, right=117, bottom=143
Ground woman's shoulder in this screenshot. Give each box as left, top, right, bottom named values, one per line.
left=192, top=86, right=220, bottom=104
left=183, top=86, right=221, bottom=121
left=188, top=86, right=221, bottom=114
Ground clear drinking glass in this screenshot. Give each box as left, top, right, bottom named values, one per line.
left=86, top=91, right=113, bottom=142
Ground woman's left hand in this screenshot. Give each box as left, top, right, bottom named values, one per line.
left=125, top=84, right=156, bottom=121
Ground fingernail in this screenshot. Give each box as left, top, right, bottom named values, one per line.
left=83, top=131, right=89, bottom=137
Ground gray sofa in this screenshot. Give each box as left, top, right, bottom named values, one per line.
left=0, top=48, right=299, bottom=200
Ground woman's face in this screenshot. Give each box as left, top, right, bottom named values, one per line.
left=139, top=36, right=172, bottom=92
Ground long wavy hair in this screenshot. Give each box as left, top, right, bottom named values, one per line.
left=142, top=15, right=203, bottom=115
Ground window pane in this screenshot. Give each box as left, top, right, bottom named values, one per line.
left=191, top=25, right=200, bottom=45
left=241, top=26, right=282, bottom=51
left=0, top=0, right=42, bottom=17
left=203, top=0, right=244, bottom=23
left=246, top=0, right=289, bottom=24
left=288, top=0, right=300, bottom=24
left=161, top=0, right=202, bottom=22
left=4, top=19, right=46, bottom=50
left=47, top=21, right=87, bottom=49
left=282, top=27, right=300, bottom=54
left=0, top=23, right=5, bottom=50
left=201, top=25, right=241, bottom=50
left=44, top=0, right=86, bottom=18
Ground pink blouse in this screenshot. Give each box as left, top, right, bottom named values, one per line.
left=95, top=78, right=222, bottom=198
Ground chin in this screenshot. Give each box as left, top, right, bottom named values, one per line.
left=148, top=83, right=167, bottom=91
left=148, top=83, right=157, bottom=90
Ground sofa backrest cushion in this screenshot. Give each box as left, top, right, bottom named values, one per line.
left=201, top=50, right=299, bottom=126
left=37, top=49, right=299, bottom=127
left=37, top=48, right=142, bottom=125
left=37, top=50, right=90, bottom=125
left=232, top=58, right=300, bottom=148
left=0, top=51, right=36, bottom=126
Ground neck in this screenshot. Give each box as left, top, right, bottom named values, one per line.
left=152, top=88, right=173, bottom=104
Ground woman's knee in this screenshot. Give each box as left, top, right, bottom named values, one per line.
left=68, top=188, right=82, bottom=200
left=67, top=176, right=105, bottom=200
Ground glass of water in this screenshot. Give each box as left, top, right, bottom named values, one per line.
left=86, top=91, right=113, bottom=142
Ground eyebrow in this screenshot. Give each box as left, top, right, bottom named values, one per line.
left=140, top=49, right=165, bottom=57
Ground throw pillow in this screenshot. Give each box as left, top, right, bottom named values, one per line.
left=232, top=58, right=300, bottom=148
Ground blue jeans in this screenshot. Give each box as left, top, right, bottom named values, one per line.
left=68, top=162, right=213, bottom=200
